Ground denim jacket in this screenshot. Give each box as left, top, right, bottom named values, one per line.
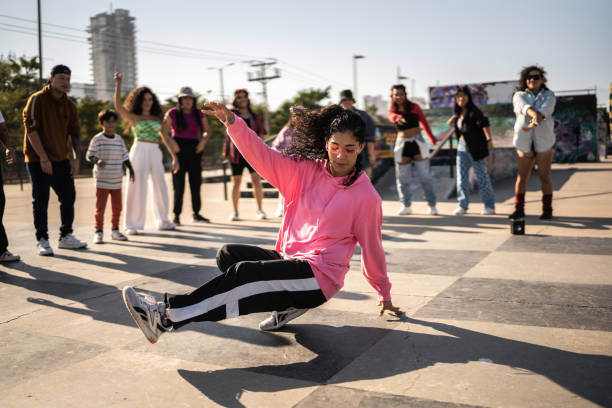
left=512, top=89, right=556, bottom=140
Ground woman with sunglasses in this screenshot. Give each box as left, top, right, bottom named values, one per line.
left=224, top=89, right=267, bottom=221
left=447, top=86, right=496, bottom=215
left=510, top=66, right=556, bottom=220
left=387, top=84, right=438, bottom=215
left=121, top=103, right=401, bottom=344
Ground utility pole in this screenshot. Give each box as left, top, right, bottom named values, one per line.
left=352, top=55, right=365, bottom=106
left=37, top=0, right=43, bottom=84
left=208, top=62, right=234, bottom=103
left=247, top=59, right=280, bottom=132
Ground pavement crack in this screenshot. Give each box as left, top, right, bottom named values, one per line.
left=1, top=309, right=45, bottom=324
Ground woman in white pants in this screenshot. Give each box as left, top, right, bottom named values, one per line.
left=113, top=71, right=177, bottom=234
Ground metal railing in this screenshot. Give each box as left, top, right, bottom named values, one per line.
left=429, top=128, right=456, bottom=178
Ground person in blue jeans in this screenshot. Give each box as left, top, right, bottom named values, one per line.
left=447, top=86, right=495, bottom=215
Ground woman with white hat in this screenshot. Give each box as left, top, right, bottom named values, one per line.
left=162, top=87, right=211, bottom=224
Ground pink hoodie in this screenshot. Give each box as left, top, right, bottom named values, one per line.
left=226, top=117, right=392, bottom=301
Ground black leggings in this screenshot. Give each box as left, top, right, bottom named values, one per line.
left=164, top=244, right=327, bottom=329
left=172, top=138, right=202, bottom=216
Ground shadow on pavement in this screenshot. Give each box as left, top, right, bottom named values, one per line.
left=178, top=317, right=611, bottom=408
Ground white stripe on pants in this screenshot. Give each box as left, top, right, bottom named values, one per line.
left=123, top=141, right=171, bottom=230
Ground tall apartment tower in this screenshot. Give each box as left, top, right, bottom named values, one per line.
left=88, top=9, right=137, bottom=101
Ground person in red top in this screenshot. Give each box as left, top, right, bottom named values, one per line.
left=223, top=89, right=267, bottom=221
left=387, top=84, right=438, bottom=216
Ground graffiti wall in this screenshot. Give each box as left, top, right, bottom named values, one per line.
left=429, top=81, right=516, bottom=108
left=553, top=94, right=598, bottom=162
left=375, top=91, right=599, bottom=167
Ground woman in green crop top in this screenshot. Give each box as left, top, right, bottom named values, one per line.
left=114, top=70, right=177, bottom=234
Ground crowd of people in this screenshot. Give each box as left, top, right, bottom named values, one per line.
left=0, top=62, right=557, bottom=342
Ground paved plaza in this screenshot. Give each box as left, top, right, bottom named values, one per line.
left=1, top=160, right=611, bottom=407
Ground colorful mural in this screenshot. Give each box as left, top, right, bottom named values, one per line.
left=429, top=81, right=516, bottom=108
left=553, top=94, right=598, bottom=162
left=374, top=92, right=599, bottom=166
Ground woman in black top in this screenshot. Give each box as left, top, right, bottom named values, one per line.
left=447, top=86, right=496, bottom=215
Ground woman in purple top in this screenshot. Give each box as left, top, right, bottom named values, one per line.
left=162, top=87, right=211, bottom=224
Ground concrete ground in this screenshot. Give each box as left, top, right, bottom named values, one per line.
left=1, top=159, right=611, bottom=407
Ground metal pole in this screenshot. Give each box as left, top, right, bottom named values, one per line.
left=353, top=58, right=357, bottom=105
left=37, top=0, right=43, bottom=84
left=219, top=68, right=225, bottom=103
left=262, top=80, right=270, bottom=132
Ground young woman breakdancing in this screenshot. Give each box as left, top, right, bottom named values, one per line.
left=122, top=102, right=401, bottom=344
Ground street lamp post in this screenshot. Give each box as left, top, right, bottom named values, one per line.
left=396, top=66, right=409, bottom=97
left=208, top=62, right=235, bottom=103
left=352, top=55, right=365, bottom=106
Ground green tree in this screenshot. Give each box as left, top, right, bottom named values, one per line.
left=268, top=87, right=331, bottom=134
left=0, top=55, right=41, bottom=149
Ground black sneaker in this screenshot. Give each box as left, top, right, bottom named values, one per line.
left=172, top=215, right=181, bottom=225
left=193, top=213, right=210, bottom=223
left=539, top=211, right=553, bottom=220
left=509, top=210, right=525, bottom=219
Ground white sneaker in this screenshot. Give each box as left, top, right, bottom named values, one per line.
left=396, top=206, right=412, bottom=215
left=37, top=238, right=54, bottom=256
left=0, top=250, right=20, bottom=262
left=275, top=204, right=284, bottom=218
left=255, top=209, right=267, bottom=220
left=428, top=206, right=439, bottom=215
left=158, top=221, right=175, bottom=231
left=453, top=206, right=467, bottom=215
left=122, top=286, right=170, bottom=344
left=125, top=228, right=138, bottom=236
left=259, top=308, right=308, bottom=331
left=93, top=231, right=103, bottom=244
left=229, top=211, right=239, bottom=221
left=111, top=229, right=128, bottom=241
left=481, top=207, right=496, bottom=215
left=58, top=234, right=87, bottom=249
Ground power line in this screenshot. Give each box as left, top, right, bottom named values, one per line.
left=0, top=13, right=266, bottom=61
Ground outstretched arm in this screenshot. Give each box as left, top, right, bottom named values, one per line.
left=353, top=198, right=400, bottom=317
left=113, top=71, right=138, bottom=126
left=202, top=102, right=307, bottom=198
left=414, top=104, right=437, bottom=144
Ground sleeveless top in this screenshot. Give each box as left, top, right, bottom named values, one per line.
left=133, top=120, right=162, bottom=143
left=167, top=107, right=203, bottom=139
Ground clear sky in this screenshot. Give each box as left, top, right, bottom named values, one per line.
left=1, top=0, right=611, bottom=111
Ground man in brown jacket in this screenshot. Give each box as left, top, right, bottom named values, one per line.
left=23, top=64, right=87, bottom=256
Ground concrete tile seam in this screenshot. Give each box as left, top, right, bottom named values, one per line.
left=0, top=289, right=120, bottom=325
left=433, top=295, right=612, bottom=310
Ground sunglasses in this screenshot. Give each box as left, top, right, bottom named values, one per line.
left=526, top=74, right=542, bottom=81
left=328, top=143, right=359, bottom=156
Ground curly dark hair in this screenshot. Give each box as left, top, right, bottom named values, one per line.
left=124, top=86, right=164, bottom=119
left=287, top=104, right=365, bottom=186
left=517, top=65, right=549, bottom=92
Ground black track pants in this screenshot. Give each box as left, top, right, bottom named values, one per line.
left=165, top=244, right=327, bottom=329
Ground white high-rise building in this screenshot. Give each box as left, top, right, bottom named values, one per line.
left=88, top=9, right=137, bottom=101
